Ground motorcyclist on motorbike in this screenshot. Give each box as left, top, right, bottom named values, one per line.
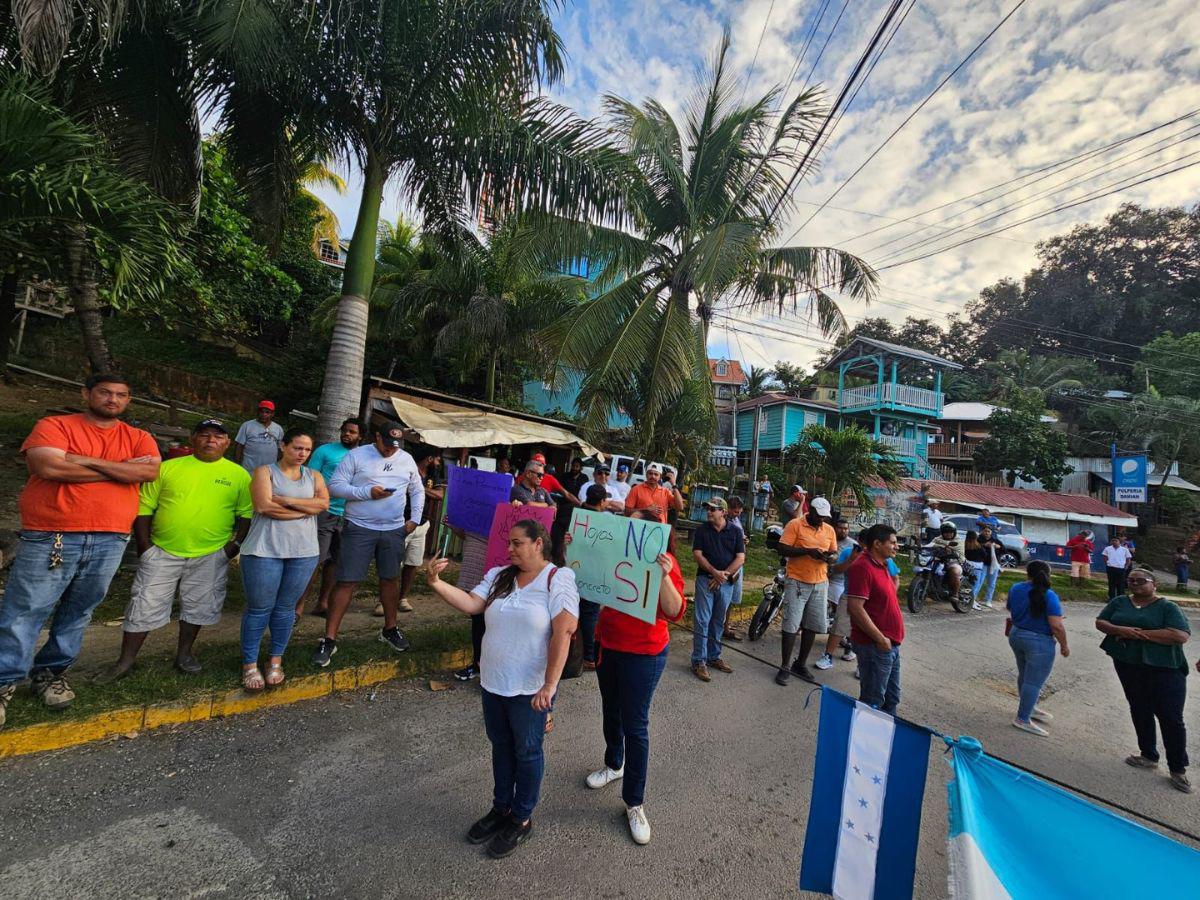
left=928, top=521, right=963, bottom=596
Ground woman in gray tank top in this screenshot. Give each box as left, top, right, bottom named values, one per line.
left=240, top=428, right=329, bottom=690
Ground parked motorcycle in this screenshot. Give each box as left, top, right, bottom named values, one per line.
left=907, top=546, right=974, bottom=614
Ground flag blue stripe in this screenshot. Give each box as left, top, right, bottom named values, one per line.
left=799, top=688, right=854, bottom=893
left=873, top=716, right=932, bottom=900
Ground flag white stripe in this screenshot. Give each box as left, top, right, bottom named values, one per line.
left=948, top=832, right=1012, bottom=900
left=832, top=703, right=896, bottom=900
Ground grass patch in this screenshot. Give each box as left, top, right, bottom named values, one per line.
left=1, top=617, right=471, bottom=730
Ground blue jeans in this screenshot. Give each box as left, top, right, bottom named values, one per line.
left=692, top=575, right=734, bottom=664
left=972, top=565, right=999, bottom=604
left=854, top=642, right=901, bottom=715
left=579, top=599, right=601, bottom=663
left=239, top=555, right=319, bottom=664
left=0, top=531, right=129, bottom=686
left=1177, top=565, right=1190, bottom=588
left=598, top=647, right=668, bottom=807
left=481, top=689, right=549, bottom=821
left=1008, top=627, right=1056, bottom=722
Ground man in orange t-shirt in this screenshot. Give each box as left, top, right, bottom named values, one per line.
left=624, top=464, right=683, bottom=523
left=0, top=374, right=159, bottom=727
left=773, top=496, right=837, bottom=686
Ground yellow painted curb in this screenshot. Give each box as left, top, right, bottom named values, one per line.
left=0, top=648, right=467, bottom=759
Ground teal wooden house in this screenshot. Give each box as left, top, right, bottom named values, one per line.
left=823, top=336, right=962, bottom=477
left=734, top=392, right=835, bottom=465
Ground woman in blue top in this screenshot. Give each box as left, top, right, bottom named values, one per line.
left=1005, top=560, right=1069, bottom=736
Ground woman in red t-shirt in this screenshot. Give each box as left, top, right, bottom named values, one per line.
left=572, top=508, right=686, bottom=846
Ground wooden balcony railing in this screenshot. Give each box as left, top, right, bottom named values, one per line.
left=839, top=382, right=943, bottom=414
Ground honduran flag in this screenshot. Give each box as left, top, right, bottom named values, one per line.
left=800, top=688, right=931, bottom=899
left=947, top=735, right=1200, bottom=898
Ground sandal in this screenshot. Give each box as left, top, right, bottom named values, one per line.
left=265, top=664, right=285, bottom=687
left=242, top=666, right=265, bottom=692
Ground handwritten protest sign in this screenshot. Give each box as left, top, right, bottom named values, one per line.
left=447, top=466, right=515, bottom=536
left=484, top=503, right=557, bottom=572
left=565, top=509, right=668, bottom=624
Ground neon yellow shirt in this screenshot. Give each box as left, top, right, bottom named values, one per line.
left=138, top=455, right=253, bottom=557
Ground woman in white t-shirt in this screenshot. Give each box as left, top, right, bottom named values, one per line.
left=426, top=519, right=579, bottom=860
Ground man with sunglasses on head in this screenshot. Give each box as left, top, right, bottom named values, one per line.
left=510, top=460, right=555, bottom=508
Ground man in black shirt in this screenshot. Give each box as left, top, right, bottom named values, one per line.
left=690, top=498, right=745, bottom=682
left=509, top=460, right=555, bottom=507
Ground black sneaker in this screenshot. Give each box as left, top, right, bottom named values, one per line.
left=775, top=667, right=791, bottom=686
left=379, top=628, right=410, bottom=653
left=793, top=664, right=818, bottom=684
left=455, top=664, right=479, bottom=682
left=486, top=818, right=532, bottom=858
left=467, top=808, right=510, bottom=844
left=312, top=638, right=338, bottom=668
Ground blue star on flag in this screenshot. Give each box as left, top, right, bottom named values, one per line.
left=845, top=819, right=855, bottom=830
left=866, top=833, right=875, bottom=844
left=872, top=774, right=883, bottom=785
left=858, top=798, right=868, bottom=808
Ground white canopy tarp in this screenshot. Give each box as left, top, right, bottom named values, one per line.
left=390, top=397, right=601, bottom=457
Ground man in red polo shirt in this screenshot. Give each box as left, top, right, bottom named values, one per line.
left=845, top=523, right=905, bottom=715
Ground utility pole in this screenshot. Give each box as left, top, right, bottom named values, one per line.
left=728, top=389, right=738, bottom=490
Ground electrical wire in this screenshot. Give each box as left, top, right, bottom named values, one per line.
left=784, top=0, right=1031, bottom=241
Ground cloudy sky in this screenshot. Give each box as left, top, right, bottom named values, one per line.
left=314, top=0, right=1200, bottom=372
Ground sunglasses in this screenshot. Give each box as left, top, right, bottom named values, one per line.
left=1127, top=578, right=1151, bottom=586
left=528, top=471, right=544, bottom=478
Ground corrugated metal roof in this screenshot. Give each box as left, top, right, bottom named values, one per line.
left=898, top=478, right=1137, bottom=524
left=1094, top=472, right=1200, bottom=493
left=823, top=336, right=964, bottom=372
left=733, top=391, right=838, bottom=412
left=940, top=401, right=1056, bottom=424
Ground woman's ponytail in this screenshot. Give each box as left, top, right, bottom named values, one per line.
left=1027, top=560, right=1051, bottom=618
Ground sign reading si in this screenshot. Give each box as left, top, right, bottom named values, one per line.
left=565, top=509, right=668, bottom=624
left=1112, top=453, right=1149, bottom=504
left=447, top=467, right=515, bottom=535
left=484, top=503, right=556, bottom=573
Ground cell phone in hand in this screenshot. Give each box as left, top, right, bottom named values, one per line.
left=382, top=487, right=397, bottom=494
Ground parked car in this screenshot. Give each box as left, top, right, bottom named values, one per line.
left=941, top=514, right=1030, bottom=567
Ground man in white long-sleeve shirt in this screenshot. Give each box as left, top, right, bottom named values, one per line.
left=312, top=421, right=425, bottom=667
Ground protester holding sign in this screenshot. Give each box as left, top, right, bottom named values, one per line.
left=579, top=508, right=685, bottom=846
left=426, top=519, right=579, bottom=858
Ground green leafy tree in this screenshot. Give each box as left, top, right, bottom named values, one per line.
left=771, top=361, right=808, bottom=395
left=973, top=403, right=1072, bottom=490
left=537, top=35, right=877, bottom=440
left=1137, top=331, right=1200, bottom=397
left=783, top=424, right=905, bottom=509
left=982, top=350, right=1091, bottom=404
left=1087, top=390, right=1200, bottom=492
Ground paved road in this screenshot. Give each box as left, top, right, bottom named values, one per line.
left=3, top=600, right=1199, bottom=899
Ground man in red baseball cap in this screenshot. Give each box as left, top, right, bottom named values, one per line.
left=234, top=400, right=283, bottom=473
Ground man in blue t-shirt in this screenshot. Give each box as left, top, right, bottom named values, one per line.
left=298, top=418, right=361, bottom=617
left=975, top=508, right=1001, bottom=531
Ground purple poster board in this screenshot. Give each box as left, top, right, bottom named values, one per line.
left=484, top=503, right=557, bottom=572
left=447, top=466, right=515, bottom=536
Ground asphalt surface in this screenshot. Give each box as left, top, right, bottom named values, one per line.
left=3, top=599, right=1199, bottom=899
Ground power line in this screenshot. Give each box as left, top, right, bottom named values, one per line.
left=836, top=106, right=1200, bottom=248
left=785, top=0, right=1031, bottom=240
left=800, top=0, right=853, bottom=90
left=767, top=0, right=908, bottom=224
left=740, top=0, right=780, bottom=104
left=877, top=154, right=1200, bottom=271
left=872, top=127, right=1200, bottom=263
left=777, top=0, right=835, bottom=101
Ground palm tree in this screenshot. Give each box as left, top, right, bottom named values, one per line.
left=300, top=159, right=346, bottom=253
left=210, top=0, right=628, bottom=440
left=741, top=364, right=775, bottom=399
left=0, top=75, right=181, bottom=370
left=784, top=424, right=904, bottom=510
left=389, top=219, right=589, bottom=403
left=536, top=35, right=877, bottom=438
left=983, top=350, right=1088, bottom=401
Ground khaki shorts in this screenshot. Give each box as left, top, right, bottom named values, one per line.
left=1070, top=561, right=1091, bottom=578
left=783, top=578, right=828, bottom=634
left=124, top=545, right=230, bottom=632
left=404, top=521, right=431, bottom=567
left=828, top=580, right=852, bottom=637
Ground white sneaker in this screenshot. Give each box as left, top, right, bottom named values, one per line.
left=586, top=766, right=624, bottom=789
left=627, top=805, right=651, bottom=845
left=1013, top=718, right=1049, bottom=737
left=1031, top=706, right=1054, bottom=723
left=842, top=649, right=856, bottom=662
left=971, top=602, right=984, bottom=611
left=814, top=653, right=834, bottom=671
left=984, top=602, right=995, bottom=610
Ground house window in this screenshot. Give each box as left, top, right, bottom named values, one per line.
left=715, top=362, right=728, bottom=376
left=717, top=386, right=732, bottom=399
left=319, top=241, right=340, bottom=262
left=758, top=412, right=768, bottom=434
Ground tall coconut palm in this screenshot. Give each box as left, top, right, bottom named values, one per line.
left=536, top=35, right=878, bottom=437
left=389, top=220, right=588, bottom=403
left=207, top=0, right=628, bottom=440
left=983, top=350, right=1089, bottom=400
left=301, top=159, right=346, bottom=253
left=742, top=364, right=775, bottom=399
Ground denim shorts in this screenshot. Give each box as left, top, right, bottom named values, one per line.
left=335, top=521, right=405, bottom=582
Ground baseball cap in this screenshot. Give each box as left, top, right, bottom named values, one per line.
left=257, top=400, right=275, bottom=410
left=791, top=484, right=806, bottom=494
left=704, top=497, right=728, bottom=511
left=646, top=463, right=662, bottom=474
left=192, top=418, right=228, bottom=435
left=585, top=484, right=608, bottom=504
left=617, top=463, right=630, bottom=473
left=811, top=497, right=832, bottom=517
left=594, top=463, right=611, bottom=474
left=378, top=421, right=404, bottom=448
left=532, top=452, right=547, bottom=463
